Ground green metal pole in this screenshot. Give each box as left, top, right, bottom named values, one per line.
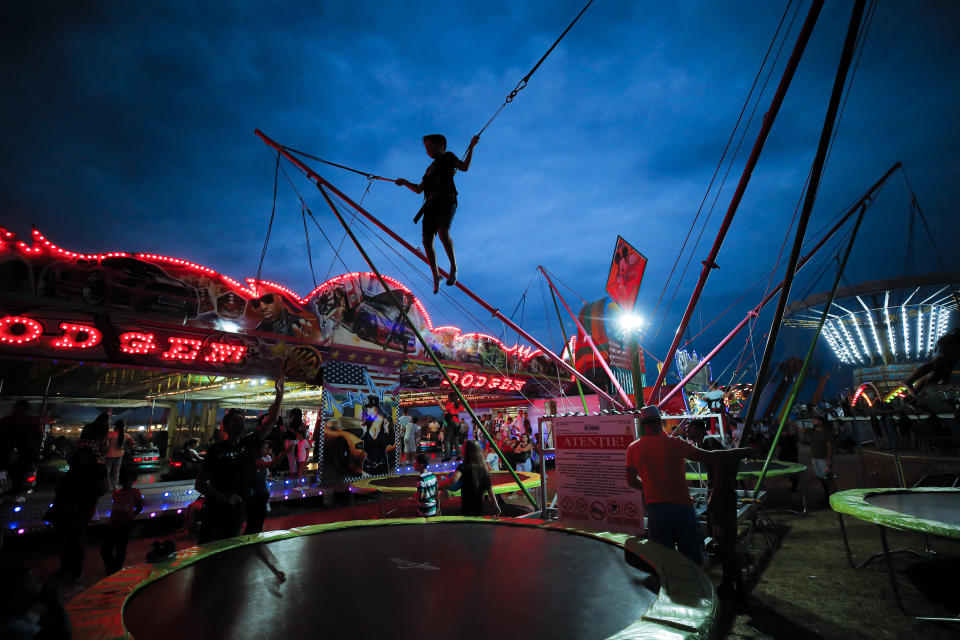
left=627, top=331, right=645, bottom=409
left=546, top=275, right=589, bottom=414
left=316, top=185, right=538, bottom=509
left=752, top=204, right=866, bottom=495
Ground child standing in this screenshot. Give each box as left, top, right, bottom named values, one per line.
left=100, top=469, right=143, bottom=575
left=295, top=430, right=311, bottom=488
left=415, top=454, right=439, bottom=517
left=395, top=133, right=480, bottom=294
left=246, top=440, right=274, bottom=535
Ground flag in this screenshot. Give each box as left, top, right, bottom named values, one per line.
left=323, top=360, right=400, bottom=393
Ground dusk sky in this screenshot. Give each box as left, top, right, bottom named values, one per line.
left=3, top=1, right=958, bottom=386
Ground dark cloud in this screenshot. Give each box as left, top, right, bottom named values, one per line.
left=1, top=0, right=957, bottom=382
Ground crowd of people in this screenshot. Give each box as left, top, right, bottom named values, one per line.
left=397, top=397, right=543, bottom=473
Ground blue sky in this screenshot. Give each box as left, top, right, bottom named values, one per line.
left=2, top=1, right=958, bottom=386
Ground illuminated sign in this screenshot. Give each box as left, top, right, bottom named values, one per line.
left=0, top=315, right=247, bottom=366
left=440, top=370, right=527, bottom=391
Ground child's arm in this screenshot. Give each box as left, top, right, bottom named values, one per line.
left=134, top=491, right=144, bottom=516
left=395, top=178, right=424, bottom=194
left=455, top=136, right=480, bottom=172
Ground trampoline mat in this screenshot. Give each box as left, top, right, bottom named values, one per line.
left=865, top=491, right=960, bottom=527
left=124, top=523, right=660, bottom=640
left=365, top=471, right=534, bottom=490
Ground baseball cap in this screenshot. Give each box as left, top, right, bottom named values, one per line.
left=638, top=405, right=661, bottom=423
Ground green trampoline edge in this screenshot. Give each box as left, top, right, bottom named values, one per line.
left=830, top=487, right=960, bottom=540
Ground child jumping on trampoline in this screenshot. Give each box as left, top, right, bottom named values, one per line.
left=395, top=133, right=479, bottom=294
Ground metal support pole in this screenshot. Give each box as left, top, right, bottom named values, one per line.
left=316, top=185, right=538, bottom=509
left=740, top=0, right=867, bottom=444
left=627, top=331, right=644, bottom=408
left=539, top=267, right=634, bottom=408
left=255, top=128, right=621, bottom=409
left=648, top=0, right=825, bottom=399
left=752, top=205, right=865, bottom=494
left=546, top=277, right=589, bottom=413
left=654, top=161, right=900, bottom=409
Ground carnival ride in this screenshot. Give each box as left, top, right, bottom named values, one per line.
left=6, top=0, right=959, bottom=631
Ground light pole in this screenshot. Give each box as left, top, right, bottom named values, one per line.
left=619, top=314, right=646, bottom=408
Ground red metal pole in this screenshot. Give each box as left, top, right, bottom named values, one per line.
left=255, top=129, right=623, bottom=409
left=648, top=0, right=825, bottom=399
left=539, top=267, right=635, bottom=408
left=655, top=161, right=901, bottom=408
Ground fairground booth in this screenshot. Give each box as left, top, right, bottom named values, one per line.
left=0, top=227, right=625, bottom=487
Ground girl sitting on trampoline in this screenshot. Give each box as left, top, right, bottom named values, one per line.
left=395, top=133, right=479, bottom=294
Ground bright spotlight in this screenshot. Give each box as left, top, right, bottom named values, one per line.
left=618, top=313, right=645, bottom=333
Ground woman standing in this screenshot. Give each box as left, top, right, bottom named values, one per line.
left=360, top=397, right=395, bottom=476
left=442, top=440, right=501, bottom=517
left=513, top=433, right=534, bottom=472
left=104, top=420, right=134, bottom=490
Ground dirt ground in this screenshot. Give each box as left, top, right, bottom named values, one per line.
left=2, top=446, right=957, bottom=639
left=709, top=449, right=959, bottom=639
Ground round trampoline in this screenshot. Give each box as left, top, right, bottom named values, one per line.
left=830, top=487, right=960, bottom=621
left=351, top=470, right=541, bottom=495
left=685, top=460, right=806, bottom=482
left=67, top=518, right=717, bottom=640
left=831, top=487, right=960, bottom=540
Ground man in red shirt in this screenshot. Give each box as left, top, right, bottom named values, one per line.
left=626, top=405, right=749, bottom=565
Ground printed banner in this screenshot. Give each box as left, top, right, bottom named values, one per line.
left=319, top=368, right=401, bottom=484
left=604, top=236, right=647, bottom=312
left=553, top=413, right=643, bottom=534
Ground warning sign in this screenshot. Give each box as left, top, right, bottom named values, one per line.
left=554, top=413, right=644, bottom=534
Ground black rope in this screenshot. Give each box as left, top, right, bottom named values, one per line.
left=276, top=157, right=354, bottom=279
left=282, top=144, right=386, bottom=181
left=301, top=203, right=319, bottom=292
left=255, top=151, right=281, bottom=289
left=475, top=0, right=596, bottom=137
left=647, top=0, right=798, bottom=339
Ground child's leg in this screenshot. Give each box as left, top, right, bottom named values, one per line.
left=100, top=531, right=115, bottom=574
left=437, top=226, right=456, bottom=285
left=115, top=524, right=132, bottom=571
left=423, top=231, right=440, bottom=293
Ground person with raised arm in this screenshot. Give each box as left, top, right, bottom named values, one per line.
left=395, top=133, right=479, bottom=294
left=197, top=375, right=285, bottom=543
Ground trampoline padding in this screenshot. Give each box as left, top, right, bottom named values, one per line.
left=831, top=488, right=960, bottom=539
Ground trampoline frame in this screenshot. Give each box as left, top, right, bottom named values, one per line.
left=66, top=517, right=717, bottom=640
left=830, top=487, right=960, bottom=623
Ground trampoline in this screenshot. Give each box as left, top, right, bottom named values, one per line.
left=831, top=487, right=960, bottom=622
left=67, top=518, right=718, bottom=640
left=349, top=471, right=542, bottom=517
left=351, top=470, right=541, bottom=495
left=684, top=460, right=806, bottom=482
